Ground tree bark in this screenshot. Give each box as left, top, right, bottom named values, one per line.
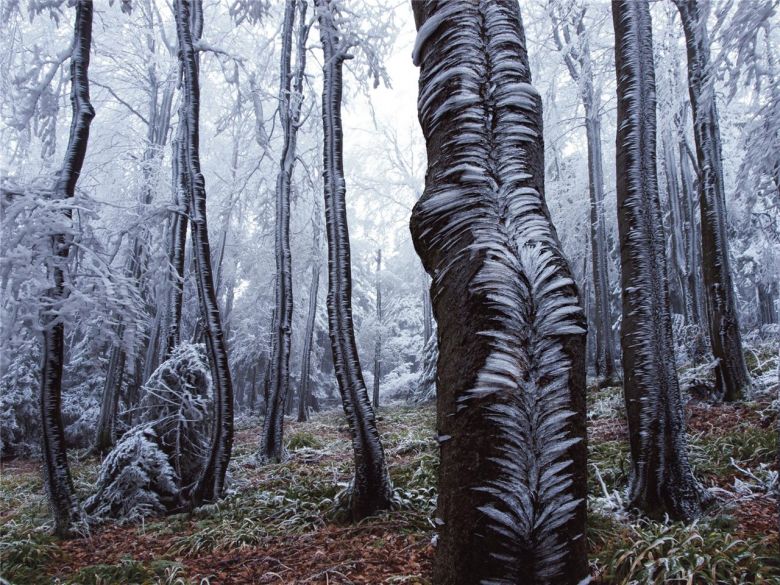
left=372, top=248, right=382, bottom=409
left=549, top=2, right=619, bottom=385
left=259, top=0, right=309, bottom=463
left=40, top=0, right=94, bottom=538
left=298, top=211, right=322, bottom=423
left=674, top=0, right=751, bottom=401
left=613, top=0, right=704, bottom=522
left=317, top=0, right=393, bottom=521
left=411, top=2, right=588, bottom=583
left=174, top=0, right=234, bottom=505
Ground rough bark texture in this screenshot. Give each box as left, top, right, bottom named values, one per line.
left=40, top=0, right=94, bottom=538
left=317, top=0, right=393, bottom=521
left=174, top=0, right=234, bottom=505
left=613, top=0, right=704, bottom=522
left=372, top=248, right=382, bottom=409
left=411, top=2, right=588, bottom=583
left=674, top=0, right=751, bottom=401
left=259, top=0, right=309, bottom=462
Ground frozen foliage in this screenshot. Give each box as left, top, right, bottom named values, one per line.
left=408, top=332, right=436, bottom=404
left=84, top=427, right=178, bottom=523
left=86, top=343, right=212, bottom=521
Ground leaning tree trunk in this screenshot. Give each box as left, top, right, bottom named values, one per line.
left=174, top=0, right=234, bottom=505
left=372, top=248, right=382, bottom=409
left=259, top=0, right=308, bottom=463
left=317, top=0, right=393, bottom=520
left=674, top=0, right=751, bottom=401
left=410, top=2, right=588, bottom=583
left=613, top=0, right=704, bottom=522
left=40, top=0, right=94, bottom=538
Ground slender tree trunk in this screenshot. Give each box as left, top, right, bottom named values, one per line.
left=317, top=0, right=392, bottom=520
left=298, top=212, right=322, bottom=423
left=259, top=0, right=309, bottom=463
left=174, top=0, right=234, bottom=505
left=411, top=2, right=588, bottom=582
left=613, top=0, right=704, bottom=522
left=40, top=0, right=94, bottom=538
left=421, top=267, right=432, bottom=343
left=372, top=248, right=382, bottom=409
left=758, top=281, right=778, bottom=325
left=550, top=4, right=619, bottom=385
left=674, top=0, right=751, bottom=401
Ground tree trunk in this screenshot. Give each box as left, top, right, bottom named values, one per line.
left=40, top=0, right=94, bottom=538
left=317, top=0, right=393, bottom=521
left=259, top=0, right=309, bottom=463
left=411, top=2, right=588, bottom=583
left=372, top=248, right=382, bottom=409
left=549, top=3, right=619, bottom=385
left=421, top=268, right=432, bottom=343
left=674, top=0, right=751, bottom=401
left=613, top=0, right=704, bottom=522
left=174, top=0, right=234, bottom=505
left=298, top=212, right=322, bottom=423
left=758, top=281, right=778, bottom=325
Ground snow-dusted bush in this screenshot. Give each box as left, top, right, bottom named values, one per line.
left=0, top=341, right=40, bottom=458
left=86, top=343, right=212, bottom=521
left=138, top=343, right=212, bottom=492
left=84, top=427, right=178, bottom=522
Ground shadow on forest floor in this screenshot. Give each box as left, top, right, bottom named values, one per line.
left=1, top=344, right=778, bottom=584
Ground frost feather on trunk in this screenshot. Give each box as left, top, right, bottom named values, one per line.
left=612, top=0, right=705, bottom=522
left=410, top=1, right=588, bottom=583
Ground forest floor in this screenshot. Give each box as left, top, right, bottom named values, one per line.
left=1, top=342, right=779, bottom=584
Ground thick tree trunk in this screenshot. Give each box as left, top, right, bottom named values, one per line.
left=174, top=0, right=234, bottom=505
left=317, top=0, right=393, bottom=521
left=674, top=0, right=751, bottom=401
left=40, top=0, right=94, bottom=538
left=421, top=268, right=432, bottom=343
left=613, top=0, right=704, bottom=522
left=411, top=2, right=588, bottom=583
left=259, top=0, right=309, bottom=463
left=372, top=248, right=382, bottom=409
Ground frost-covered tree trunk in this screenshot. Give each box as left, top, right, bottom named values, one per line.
left=674, top=0, right=751, bottom=401
left=372, top=248, right=382, bottom=409
left=316, top=0, right=393, bottom=520
left=40, top=0, right=94, bottom=538
left=297, top=260, right=320, bottom=423
left=411, top=2, right=588, bottom=583
left=173, top=0, right=234, bottom=505
left=758, top=281, right=778, bottom=325
left=550, top=2, right=619, bottom=386
left=298, top=212, right=321, bottom=423
left=259, top=0, right=309, bottom=463
left=613, top=0, right=704, bottom=522
left=421, top=269, right=433, bottom=343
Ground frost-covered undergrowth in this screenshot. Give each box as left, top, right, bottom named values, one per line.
left=1, top=351, right=778, bottom=583
left=84, top=343, right=213, bottom=523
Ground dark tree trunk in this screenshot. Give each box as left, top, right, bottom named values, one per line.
left=260, top=0, right=309, bottom=463
left=174, top=0, right=234, bottom=505
left=674, top=0, right=751, bottom=401
left=372, top=248, right=382, bottom=409
left=613, top=0, right=704, bottom=522
left=421, top=268, right=432, bottom=343
left=40, top=0, right=94, bottom=538
left=758, top=281, right=778, bottom=325
left=317, top=0, right=393, bottom=521
left=411, top=2, right=588, bottom=583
